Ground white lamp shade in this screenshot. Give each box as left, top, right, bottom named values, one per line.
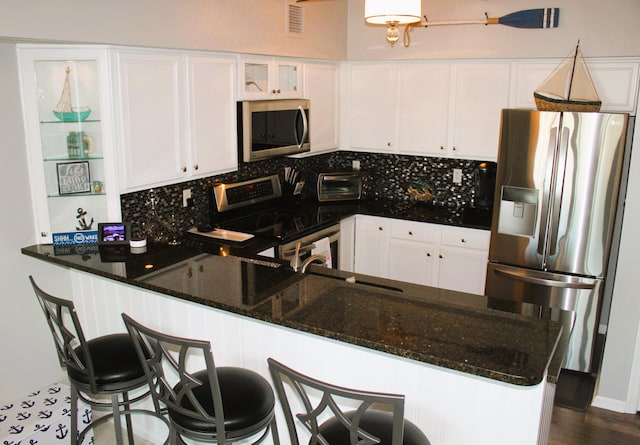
left=365, top=0, right=422, bottom=25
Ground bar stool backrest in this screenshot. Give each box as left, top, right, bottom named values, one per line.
left=121, top=313, right=228, bottom=442
left=29, top=276, right=98, bottom=393
left=267, top=358, right=406, bottom=445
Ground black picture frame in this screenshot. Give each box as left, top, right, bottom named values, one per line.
left=97, top=222, right=131, bottom=245
left=56, top=161, right=91, bottom=195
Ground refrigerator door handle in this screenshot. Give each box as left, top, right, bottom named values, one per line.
left=538, top=127, right=558, bottom=256
left=493, top=266, right=595, bottom=290
left=548, top=126, right=571, bottom=257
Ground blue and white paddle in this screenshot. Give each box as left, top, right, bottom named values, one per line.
left=424, top=8, right=560, bottom=29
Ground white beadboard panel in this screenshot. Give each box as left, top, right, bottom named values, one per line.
left=69, top=269, right=548, bottom=445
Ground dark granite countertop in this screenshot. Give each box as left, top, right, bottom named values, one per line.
left=22, top=241, right=562, bottom=387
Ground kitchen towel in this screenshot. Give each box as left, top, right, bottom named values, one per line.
left=312, top=237, right=332, bottom=267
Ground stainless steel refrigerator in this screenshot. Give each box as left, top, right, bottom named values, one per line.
left=485, top=109, right=629, bottom=373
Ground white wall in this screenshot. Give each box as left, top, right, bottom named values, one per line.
left=0, top=0, right=348, bottom=60
left=347, top=0, right=640, bottom=60
left=0, top=43, right=67, bottom=401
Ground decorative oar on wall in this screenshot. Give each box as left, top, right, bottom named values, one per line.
left=403, top=7, right=560, bottom=47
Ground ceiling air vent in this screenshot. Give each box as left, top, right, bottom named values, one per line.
left=287, top=3, right=304, bottom=36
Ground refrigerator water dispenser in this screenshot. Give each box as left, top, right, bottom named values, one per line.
left=497, top=186, right=538, bottom=237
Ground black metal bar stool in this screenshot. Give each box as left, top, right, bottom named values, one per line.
left=268, top=358, right=431, bottom=445
left=29, top=276, right=159, bottom=445
left=122, top=313, right=280, bottom=445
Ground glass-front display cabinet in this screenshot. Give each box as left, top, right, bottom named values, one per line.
left=238, top=56, right=302, bottom=100
left=17, top=46, right=120, bottom=244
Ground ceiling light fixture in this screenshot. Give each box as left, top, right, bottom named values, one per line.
left=364, top=0, right=422, bottom=47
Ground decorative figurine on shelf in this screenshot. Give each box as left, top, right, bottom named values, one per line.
left=75, top=207, right=94, bottom=231
left=53, top=66, right=91, bottom=122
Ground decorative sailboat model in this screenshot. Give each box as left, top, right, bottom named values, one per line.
left=534, top=41, right=601, bottom=112
left=53, top=66, right=91, bottom=122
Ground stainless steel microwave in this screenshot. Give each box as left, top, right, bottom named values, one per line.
left=237, top=99, right=310, bottom=162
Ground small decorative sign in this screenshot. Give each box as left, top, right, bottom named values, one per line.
left=57, top=161, right=91, bottom=195
left=52, top=230, right=99, bottom=246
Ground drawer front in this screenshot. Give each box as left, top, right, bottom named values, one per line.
left=441, top=227, right=490, bottom=250
left=390, top=220, right=438, bottom=243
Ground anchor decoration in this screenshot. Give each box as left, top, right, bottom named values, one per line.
left=0, top=414, right=6, bottom=422
left=1, top=404, right=15, bottom=410
left=48, top=387, right=62, bottom=395
left=16, top=412, right=31, bottom=421
left=27, top=391, right=41, bottom=398
left=55, top=422, right=69, bottom=440
left=38, top=410, right=53, bottom=419
left=75, top=207, right=94, bottom=231
left=81, top=408, right=92, bottom=425
left=43, top=397, right=58, bottom=407
left=20, top=401, right=35, bottom=409
left=8, top=424, right=25, bottom=434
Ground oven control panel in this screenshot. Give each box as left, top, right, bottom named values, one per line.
left=213, top=175, right=283, bottom=213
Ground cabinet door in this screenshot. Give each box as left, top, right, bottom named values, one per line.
left=239, top=58, right=302, bottom=100
left=437, top=246, right=488, bottom=295
left=18, top=47, right=120, bottom=243
left=388, top=239, right=437, bottom=286
left=304, top=62, right=339, bottom=153
left=117, top=52, right=184, bottom=190
left=339, top=215, right=356, bottom=272
left=186, top=55, right=237, bottom=177
left=450, top=63, right=510, bottom=161
left=349, top=63, right=397, bottom=152
left=354, top=216, right=389, bottom=277
left=398, top=63, right=451, bottom=155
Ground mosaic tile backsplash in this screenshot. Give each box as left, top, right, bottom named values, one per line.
left=120, top=152, right=490, bottom=243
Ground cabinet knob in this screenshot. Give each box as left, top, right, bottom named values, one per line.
left=193, top=164, right=199, bottom=170
left=408, top=231, right=413, bottom=236
left=272, top=89, right=281, bottom=94
left=440, top=146, right=445, bottom=150
left=40, top=232, right=48, bottom=237
left=378, top=226, right=383, bottom=231
left=182, top=166, right=187, bottom=172
left=452, top=146, right=457, bottom=151
left=387, top=142, right=392, bottom=147
left=461, top=238, right=466, bottom=243
left=426, top=252, right=431, bottom=257
left=439, top=254, right=443, bottom=259
left=187, top=267, right=193, bottom=278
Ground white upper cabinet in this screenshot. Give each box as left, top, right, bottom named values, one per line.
left=348, top=63, right=398, bottom=152
left=449, top=63, right=510, bottom=161
left=347, top=61, right=510, bottom=161
left=238, top=56, right=302, bottom=100
left=512, top=59, right=639, bottom=113
left=114, top=50, right=237, bottom=192
left=302, top=61, right=340, bottom=153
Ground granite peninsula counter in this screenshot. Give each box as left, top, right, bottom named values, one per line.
left=22, top=242, right=564, bottom=445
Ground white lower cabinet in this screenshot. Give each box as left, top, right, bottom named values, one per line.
left=353, top=215, right=490, bottom=295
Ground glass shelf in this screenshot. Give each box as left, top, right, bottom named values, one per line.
left=39, top=119, right=101, bottom=124
left=47, top=191, right=106, bottom=198
left=43, top=155, right=104, bottom=162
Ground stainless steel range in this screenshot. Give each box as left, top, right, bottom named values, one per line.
left=208, top=175, right=341, bottom=269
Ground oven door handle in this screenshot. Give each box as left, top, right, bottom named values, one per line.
left=281, top=230, right=339, bottom=256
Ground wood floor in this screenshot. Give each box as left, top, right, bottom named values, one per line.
left=549, top=404, right=640, bottom=445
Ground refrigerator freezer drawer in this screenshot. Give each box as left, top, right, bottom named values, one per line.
left=486, top=262, right=601, bottom=373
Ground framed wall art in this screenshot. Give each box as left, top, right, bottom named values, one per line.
left=56, top=161, right=91, bottom=195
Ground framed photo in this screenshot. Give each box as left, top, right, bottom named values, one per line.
left=57, top=161, right=91, bottom=195
left=98, top=222, right=131, bottom=245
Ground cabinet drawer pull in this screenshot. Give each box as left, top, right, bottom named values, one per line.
left=193, top=164, right=199, bottom=170
left=426, top=252, right=431, bottom=257
left=182, top=166, right=187, bottom=172
left=452, top=146, right=457, bottom=151
left=378, top=226, right=383, bottom=231
left=461, top=238, right=466, bottom=243
left=387, top=142, right=392, bottom=147
left=439, top=254, right=443, bottom=259
left=440, top=146, right=445, bottom=150
left=408, top=231, right=413, bottom=236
